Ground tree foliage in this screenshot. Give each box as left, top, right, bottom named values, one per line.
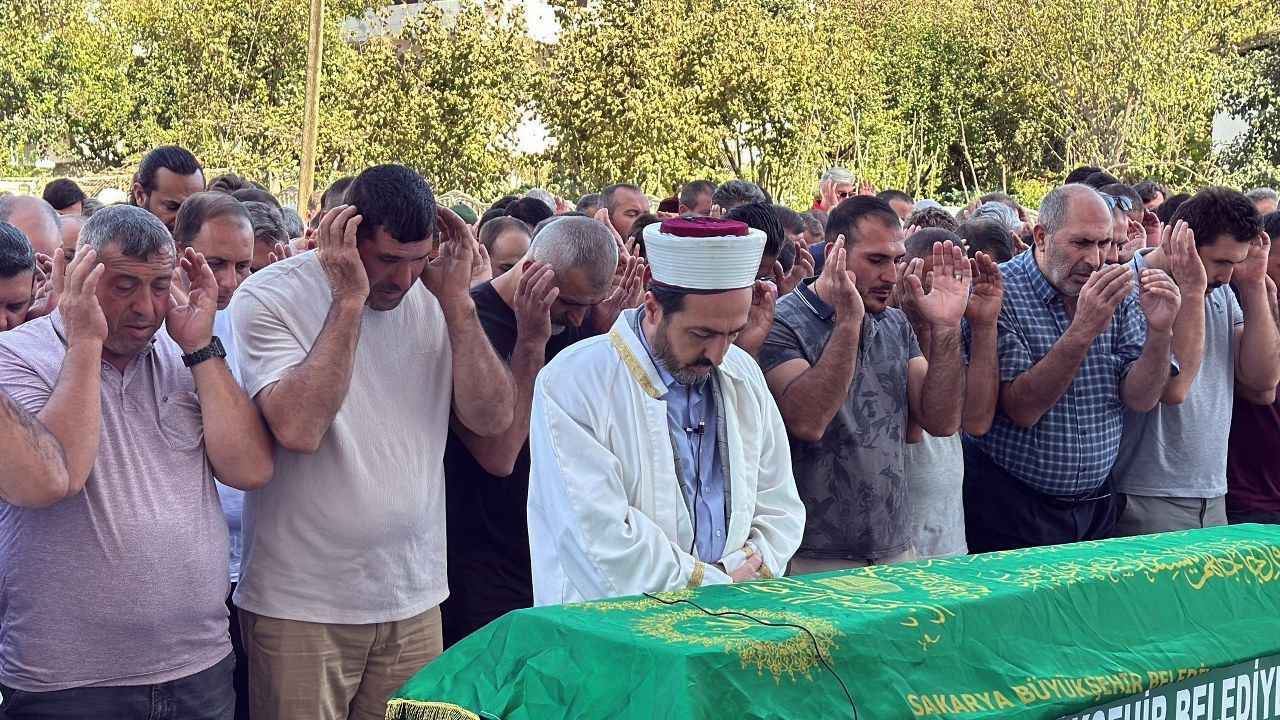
left=0, top=0, right=1275, bottom=204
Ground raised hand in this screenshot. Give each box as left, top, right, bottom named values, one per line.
left=819, top=177, right=838, bottom=211
left=965, top=252, right=1004, bottom=328
left=906, top=240, right=971, bottom=327
left=774, top=243, right=816, bottom=296
left=58, top=245, right=107, bottom=347
left=316, top=204, right=369, bottom=302
left=734, top=280, right=777, bottom=357
left=1142, top=211, right=1163, bottom=249
left=421, top=205, right=479, bottom=304
left=27, top=251, right=65, bottom=319
left=893, top=257, right=927, bottom=331
left=709, top=204, right=724, bottom=219
left=816, top=234, right=863, bottom=326
left=471, top=243, right=493, bottom=287
left=858, top=179, right=876, bottom=196
left=1071, top=264, right=1133, bottom=340
left=1161, top=220, right=1205, bottom=295
left=1234, top=231, right=1271, bottom=288
left=588, top=253, right=645, bottom=335
left=1138, top=268, right=1181, bottom=334
left=514, top=261, right=558, bottom=345
left=166, top=248, right=219, bottom=354
left=267, top=241, right=295, bottom=266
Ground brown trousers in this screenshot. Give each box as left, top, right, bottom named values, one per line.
left=239, top=605, right=443, bottom=720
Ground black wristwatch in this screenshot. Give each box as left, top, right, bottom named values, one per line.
left=181, top=336, right=227, bottom=368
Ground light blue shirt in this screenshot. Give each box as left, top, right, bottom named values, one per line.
left=636, top=315, right=728, bottom=563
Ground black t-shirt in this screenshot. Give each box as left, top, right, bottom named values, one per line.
left=441, top=280, right=594, bottom=645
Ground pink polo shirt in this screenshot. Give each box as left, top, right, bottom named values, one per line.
left=0, top=312, right=230, bottom=691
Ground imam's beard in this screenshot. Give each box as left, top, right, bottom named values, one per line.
left=651, top=321, right=714, bottom=386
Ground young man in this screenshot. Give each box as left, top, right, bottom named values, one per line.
left=230, top=164, right=516, bottom=720
left=130, top=145, right=206, bottom=231
left=1113, top=188, right=1279, bottom=534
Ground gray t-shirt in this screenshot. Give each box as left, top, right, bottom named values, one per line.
left=1113, top=249, right=1244, bottom=498
left=903, top=432, right=967, bottom=558
left=759, top=280, right=921, bottom=559
left=0, top=313, right=230, bottom=691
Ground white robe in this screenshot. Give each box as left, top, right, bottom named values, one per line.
left=528, top=309, right=805, bottom=605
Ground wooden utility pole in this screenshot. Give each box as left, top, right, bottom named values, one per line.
left=299, top=0, right=324, bottom=213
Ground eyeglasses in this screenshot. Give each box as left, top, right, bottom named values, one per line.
left=1103, top=194, right=1134, bottom=213
left=835, top=191, right=854, bottom=200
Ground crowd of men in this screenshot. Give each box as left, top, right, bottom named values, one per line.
left=0, top=146, right=1278, bottom=720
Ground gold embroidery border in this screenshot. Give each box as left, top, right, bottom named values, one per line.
left=609, top=329, right=664, bottom=399
left=384, top=699, right=481, bottom=720
left=688, top=560, right=706, bottom=588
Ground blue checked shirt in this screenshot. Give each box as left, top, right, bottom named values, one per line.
left=967, top=250, right=1169, bottom=496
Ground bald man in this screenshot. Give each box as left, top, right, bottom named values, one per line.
left=0, top=196, right=61, bottom=257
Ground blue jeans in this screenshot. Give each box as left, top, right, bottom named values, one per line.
left=1228, top=509, right=1280, bottom=525
left=0, top=653, right=234, bottom=720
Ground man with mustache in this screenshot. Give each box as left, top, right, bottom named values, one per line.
left=759, top=196, right=972, bottom=573
left=0, top=204, right=274, bottom=718
left=130, top=146, right=206, bottom=233
left=527, top=217, right=805, bottom=604
left=1112, top=187, right=1279, bottom=535
left=964, top=184, right=1182, bottom=551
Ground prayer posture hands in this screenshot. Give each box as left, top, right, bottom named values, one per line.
left=166, top=248, right=219, bottom=354
left=965, top=252, right=1004, bottom=328
left=772, top=243, right=815, bottom=297
left=267, top=241, right=294, bottom=266
left=58, top=245, right=107, bottom=347
left=422, top=205, right=479, bottom=305
left=514, top=261, right=558, bottom=346
left=1234, top=231, right=1272, bottom=289
left=818, top=235, right=863, bottom=327
left=1138, top=268, right=1181, bottom=335
left=588, top=254, right=645, bottom=335
left=316, top=205, right=369, bottom=303
left=819, top=177, right=839, bottom=211
left=27, top=251, right=65, bottom=319
left=734, top=281, right=776, bottom=358
left=470, top=243, right=493, bottom=288
left=1072, top=265, right=1133, bottom=340
left=1162, top=221, right=1205, bottom=296
left=904, top=240, right=971, bottom=327
left=1142, top=211, right=1163, bottom=249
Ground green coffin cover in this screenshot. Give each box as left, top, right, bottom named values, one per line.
left=387, top=525, right=1280, bottom=720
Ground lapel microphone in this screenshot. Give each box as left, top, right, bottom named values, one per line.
left=685, top=421, right=706, bottom=436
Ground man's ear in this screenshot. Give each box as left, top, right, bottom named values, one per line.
left=1033, top=224, right=1049, bottom=253
left=131, top=182, right=147, bottom=207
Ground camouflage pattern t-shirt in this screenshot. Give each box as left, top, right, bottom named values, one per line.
left=759, top=280, right=921, bottom=559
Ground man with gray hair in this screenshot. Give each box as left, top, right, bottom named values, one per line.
left=0, top=204, right=274, bottom=717
left=817, top=167, right=856, bottom=211
left=441, top=215, right=641, bottom=646
left=963, top=184, right=1181, bottom=551
left=711, top=179, right=768, bottom=213
left=0, top=195, right=62, bottom=256
left=1246, top=187, right=1278, bottom=215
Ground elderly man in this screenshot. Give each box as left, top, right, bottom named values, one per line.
left=0, top=205, right=274, bottom=719
left=964, top=184, right=1181, bottom=551
left=1113, top=188, right=1280, bottom=535
left=816, top=168, right=857, bottom=211
left=759, top=198, right=979, bottom=572
left=528, top=217, right=805, bottom=604
left=131, top=145, right=206, bottom=231
left=443, top=215, right=641, bottom=645
left=230, top=164, right=517, bottom=720
left=0, top=195, right=61, bottom=257
left=1246, top=188, right=1278, bottom=216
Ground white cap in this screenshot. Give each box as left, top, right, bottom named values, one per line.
left=642, top=217, right=766, bottom=291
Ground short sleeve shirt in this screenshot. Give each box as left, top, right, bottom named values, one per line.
left=1113, top=249, right=1243, bottom=498
left=758, top=279, right=921, bottom=559
left=968, top=250, right=1159, bottom=496
left=0, top=313, right=230, bottom=691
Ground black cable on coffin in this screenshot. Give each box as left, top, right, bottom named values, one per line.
left=641, top=592, right=859, bottom=719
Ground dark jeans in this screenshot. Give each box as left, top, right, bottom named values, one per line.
left=0, top=653, right=234, bottom=720
left=228, top=584, right=250, bottom=720
left=963, top=442, right=1117, bottom=552
left=1227, top=509, right=1280, bottom=525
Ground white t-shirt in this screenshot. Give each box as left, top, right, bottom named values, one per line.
left=228, top=252, right=453, bottom=624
